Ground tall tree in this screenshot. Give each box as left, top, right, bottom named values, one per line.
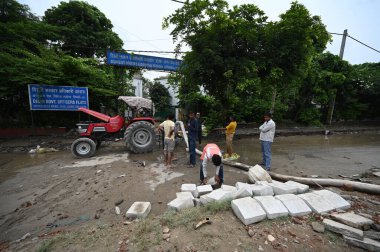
left=164, top=0, right=330, bottom=124
left=43, top=1, right=123, bottom=57
left=148, top=82, right=171, bottom=112
left=0, top=0, right=127, bottom=127
left=0, top=0, right=38, bottom=22
left=351, top=63, right=380, bottom=119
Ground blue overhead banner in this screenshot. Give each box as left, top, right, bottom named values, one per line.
left=107, top=51, right=181, bottom=71
left=28, top=84, right=89, bottom=111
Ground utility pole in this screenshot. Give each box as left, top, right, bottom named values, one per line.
left=326, top=29, right=348, bottom=125
left=339, top=29, right=348, bottom=59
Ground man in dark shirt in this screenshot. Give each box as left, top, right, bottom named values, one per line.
left=196, top=112, right=203, bottom=145
left=187, top=111, right=198, bottom=167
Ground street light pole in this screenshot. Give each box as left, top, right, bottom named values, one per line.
left=326, top=29, right=348, bottom=125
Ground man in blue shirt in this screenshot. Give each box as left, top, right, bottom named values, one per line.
left=187, top=111, right=198, bottom=168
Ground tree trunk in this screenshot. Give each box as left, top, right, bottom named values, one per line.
left=270, top=86, right=276, bottom=114
left=326, top=91, right=336, bottom=125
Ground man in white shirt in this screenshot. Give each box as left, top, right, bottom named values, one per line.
left=200, top=143, right=224, bottom=189
left=259, top=112, right=276, bottom=171
left=159, top=114, right=175, bottom=168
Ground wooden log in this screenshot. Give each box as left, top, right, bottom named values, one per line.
left=269, top=172, right=380, bottom=195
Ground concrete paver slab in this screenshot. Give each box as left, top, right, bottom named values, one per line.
left=126, top=202, right=151, bottom=219
left=231, top=197, right=267, bottom=225
left=275, top=194, right=312, bottom=216
left=254, top=196, right=289, bottom=219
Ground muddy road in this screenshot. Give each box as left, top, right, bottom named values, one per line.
left=0, top=133, right=379, bottom=251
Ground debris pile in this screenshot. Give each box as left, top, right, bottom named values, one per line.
left=160, top=164, right=380, bottom=250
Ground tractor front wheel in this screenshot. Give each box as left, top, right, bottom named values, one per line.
left=124, top=121, right=156, bottom=153
left=71, top=138, right=97, bottom=158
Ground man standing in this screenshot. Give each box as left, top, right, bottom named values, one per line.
left=214, top=116, right=237, bottom=158
left=159, top=114, right=175, bottom=168
left=259, top=112, right=276, bottom=171
left=200, top=143, right=223, bottom=189
left=188, top=111, right=198, bottom=168
left=196, top=112, right=203, bottom=145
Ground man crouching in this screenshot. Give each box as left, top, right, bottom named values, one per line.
left=200, top=143, right=224, bottom=189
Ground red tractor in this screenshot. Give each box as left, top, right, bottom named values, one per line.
left=71, top=96, right=156, bottom=158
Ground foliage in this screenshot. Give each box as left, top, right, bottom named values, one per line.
left=351, top=62, right=380, bottom=119
left=148, top=82, right=171, bottom=112
left=0, top=0, right=130, bottom=127
left=0, top=0, right=38, bottom=22
left=43, top=1, right=123, bottom=58
left=164, top=0, right=332, bottom=126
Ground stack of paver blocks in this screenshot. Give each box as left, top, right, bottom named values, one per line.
left=171, top=177, right=351, bottom=220
left=168, top=165, right=353, bottom=233
left=322, top=212, right=380, bottom=251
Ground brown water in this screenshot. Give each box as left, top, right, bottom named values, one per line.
left=1, top=133, right=380, bottom=183
left=216, top=133, right=380, bottom=177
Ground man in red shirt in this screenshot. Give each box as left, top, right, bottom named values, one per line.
left=200, top=143, right=224, bottom=188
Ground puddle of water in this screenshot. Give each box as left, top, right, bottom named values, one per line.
left=63, top=153, right=129, bottom=168
left=219, top=133, right=380, bottom=165
left=144, top=163, right=184, bottom=191
left=0, top=153, right=63, bottom=183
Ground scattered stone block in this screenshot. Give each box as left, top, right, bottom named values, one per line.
left=176, top=192, right=194, bottom=199
left=233, top=187, right=253, bottom=199
left=313, top=190, right=351, bottom=210
left=235, top=182, right=252, bottom=192
left=231, top=197, right=267, bottom=225
left=311, top=222, right=325, bottom=233
left=181, top=184, right=196, bottom=193
left=251, top=183, right=274, bottom=196
left=248, top=165, right=272, bottom=183
left=284, top=181, right=309, bottom=194
left=331, top=212, right=374, bottom=230
left=263, top=180, right=298, bottom=195
left=364, top=231, right=380, bottom=241
left=193, top=185, right=213, bottom=198
left=267, top=234, right=276, bottom=242
left=299, top=192, right=336, bottom=214
left=199, top=194, right=212, bottom=205
left=343, top=236, right=380, bottom=251
left=167, top=197, right=194, bottom=211
left=323, top=219, right=363, bottom=240
left=222, top=184, right=237, bottom=192
left=126, top=202, right=151, bottom=219
left=254, top=196, right=288, bottom=219
left=207, top=189, right=234, bottom=202
left=275, top=194, right=312, bottom=216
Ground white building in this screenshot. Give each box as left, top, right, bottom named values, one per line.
left=154, top=76, right=179, bottom=107
left=131, top=72, right=143, bottom=97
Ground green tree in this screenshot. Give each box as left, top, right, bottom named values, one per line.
left=291, top=52, right=364, bottom=125
left=0, top=0, right=128, bottom=127
left=0, top=0, right=38, bottom=22
left=351, top=62, right=380, bottom=119
left=164, top=0, right=330, bottom=125
left=43, top=1, right=123, bottom=57
left=148, top=82, right=171, bottom=112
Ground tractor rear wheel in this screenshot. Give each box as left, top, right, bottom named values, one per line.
left=124, top=121, right=156, bottom=153
left=71, top=138, right=97, bottom=158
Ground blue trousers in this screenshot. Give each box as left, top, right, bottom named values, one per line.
left=189, top=138, right=196, bottom=165
left=200, top=163, right=224, bottom=184
left=261, top=141, right=272, bottom=170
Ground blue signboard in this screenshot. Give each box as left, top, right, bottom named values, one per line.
left=107, top=51, right=182, bottom=71
left=28, top=84, right=89, bottom=111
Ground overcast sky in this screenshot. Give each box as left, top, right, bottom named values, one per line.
left=20, top=0, right=380, bottom=80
